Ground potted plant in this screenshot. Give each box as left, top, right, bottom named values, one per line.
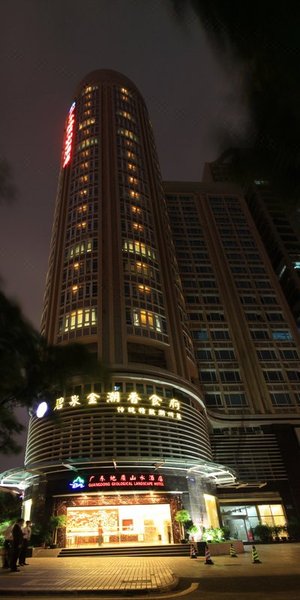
left=253, top=523, right=273, bottom=543
left=285, top=517, right=300, bottom=541
left=49, top=515, right=67, bottom=548
left=221, top=525, right=231, bottom=541
left=271, top=525, right=284, bottom=541
left=187, top=524, right=198, bottom=537
left=174, top=509, right=192, bottom=543
left=202, top=527, right=225, bottom=543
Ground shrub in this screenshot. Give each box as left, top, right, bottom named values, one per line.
left=202, top=527, right=225, bottom=543
left=254, top=523, right=273, bottom=543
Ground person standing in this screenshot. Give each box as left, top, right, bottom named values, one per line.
left=2, top=524, right=13, bottom=568
left=10, top=518, right=24, bottom=572
left=19, top=520, right=32, bottom=566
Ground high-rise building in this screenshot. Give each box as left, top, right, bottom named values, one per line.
left=204, top=154, right=300, bottom=328
left=164, top=181, right=300, bottom=539
left=2, top=71, right=300, bottom=547
left=3, top=71, right=233, bottom=547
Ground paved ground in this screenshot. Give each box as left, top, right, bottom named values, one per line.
left=0, top=543, right=299, bottom=598
left=0, top=555, right=177, bottom=595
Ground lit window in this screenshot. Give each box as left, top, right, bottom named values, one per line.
left=63, top=307, right=97, bottom=332
left=120, top=87, right=132, bottom=97
left=136, top=261, right=149, bottom=275
left=132, top=223, right=144, bottom=232
left=69, top=240, right=92, bottom=258
left=79, top=150, right=90, bottom=159
left=128, top=176, right=139, bottom=185
left=79, top=175, right=88, bottom=183
left=77, top=138, right=98, bottom=151
left=127, top=162, right=137, bottom=171
left=117, top=128, right=139, bottom=143
left=132, top=309, right=162, bottom=332
left=77, top=205, right=87, bottom=213
left=117, top=110, right=135, bottom=122
left=140, top=310, right=147, bottom=325
left=83, top=85, right=98, bottom=94
left=76, top=222, right=87, bottom=229
left=127, top=151, right=137, bottom=159
left=79, top=118, right=96, bottom=130
left=131, top=205, right=141, bottom=214
left=72, top=285, right=78, bottom=293
left=73, top=262, right=80, bottom=270
left=70, top=312, right=76, bottom=330
left=130, top=191, right=140, bottom=199
left=79, top=189, right=88, bottom=197
left=138, top=285, right=150, bottom=293
left=123, top=240, right=155, bottom=260
left=155, top=315, right=162, bottom=332
left=258, top=504, right=285, bottom=527
left=272, top=330, right=293, bottom=341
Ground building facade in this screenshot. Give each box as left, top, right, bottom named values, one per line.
left=2, top=72, right=299, bottom=546
left=11, top=70, right=233, bottom=548
left=204, top=154, right=300, bottom=329
left=164, top=181, right=300, bottom=540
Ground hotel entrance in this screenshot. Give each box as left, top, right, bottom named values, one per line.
left=66, top=502, right=173, bottom=547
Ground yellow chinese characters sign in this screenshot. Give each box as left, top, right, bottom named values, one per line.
left=53, top=391, right=182, bottom=421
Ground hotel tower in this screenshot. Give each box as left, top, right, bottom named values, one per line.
left=3, top=70, right=298, bottom=547
left=19, top=70, right=233, bottom=547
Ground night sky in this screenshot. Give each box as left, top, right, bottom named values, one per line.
left=0, top=0, right=246, bottom=471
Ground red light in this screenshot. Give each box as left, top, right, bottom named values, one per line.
left=62, top=102, right=76, bottom=168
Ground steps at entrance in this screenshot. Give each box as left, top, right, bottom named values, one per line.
left=58, top=544, right=191, bottom=558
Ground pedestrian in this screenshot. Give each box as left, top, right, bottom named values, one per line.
left=2, top=523, right=13, bottom=568
left=10, top=518, right=24, bottom=572
left=19, top=520, right=32, bottom=566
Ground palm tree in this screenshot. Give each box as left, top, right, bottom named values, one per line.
left=0, top=289, right=108, bottom=454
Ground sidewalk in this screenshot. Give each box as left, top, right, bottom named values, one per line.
left=1, top=544, right=300, bottom=598
left=0, top=556, right=178, bottom=595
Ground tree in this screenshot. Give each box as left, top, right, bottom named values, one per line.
left=0, top=289, right=108, bottom=455
left=173, top=1, right=300, bottom=204
left=0, top=490, right=22, bottom=521
left=0, top=160, right=108, bottom=455
left=175, top=509, right=192, bottom=541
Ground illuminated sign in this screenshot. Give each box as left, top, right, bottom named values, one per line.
left=52, top=391, right=182, bottom=421
left=69, top=476, right=85, bottom=490
left=36, top=401, right=48, bottom=418
left=62, top=102, right=75, bottom=168
left=68, top=473, right=165, bottom=490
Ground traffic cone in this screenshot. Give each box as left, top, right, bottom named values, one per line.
left=230, top=543, right=237, bottom=557
left=252, top=545, right=261, bottom=564
left=204, top=544, right=214, bottom=565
